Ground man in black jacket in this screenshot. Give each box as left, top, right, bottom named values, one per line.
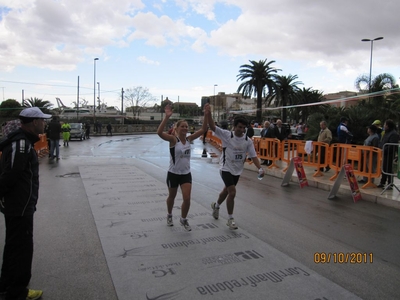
left=0, top=107, right=51, bottom=300
left=48, top=117, right=62, bottom=160
left=260, top=121, right=275, bottom=165
left=273, top=119, right=288, bottom=141
left=377, top=119, right=400, bottom=189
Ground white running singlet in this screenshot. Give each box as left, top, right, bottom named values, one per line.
left=168, top=137, right=191, bottom=175
left=214, top=126, right=257, bottom=176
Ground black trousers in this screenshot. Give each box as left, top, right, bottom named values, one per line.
left=0, top=215, right=33, bottom=299
left=380, top=154, right=395, bottom=185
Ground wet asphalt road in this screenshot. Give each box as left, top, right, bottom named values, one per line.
left=1, top=134, right=400, bottom=300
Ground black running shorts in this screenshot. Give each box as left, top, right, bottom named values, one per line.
left=220, top=170, right=240, bottom=187
left=166, top=172, right=192, bottom=188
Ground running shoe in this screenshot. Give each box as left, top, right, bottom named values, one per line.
left=26, top=289, right=43, bottom=300
left=227, top=218, right=238, bottom=230
left=211, top=202, right=219, bottom=220
left=167, top=215, right=173, bottom=226
left=180, top=219, right=192, bottom=231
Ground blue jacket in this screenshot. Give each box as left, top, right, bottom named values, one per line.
left=337, top=123, right=352, bottom=144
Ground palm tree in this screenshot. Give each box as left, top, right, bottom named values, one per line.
left=23, top=97, right=53, bottom=113
left=237, top=59, right=280, bottom=122
left=273, top=74, right=302, bottom=123
left=293, top=88, right=323, bottom=124
left=355, top=73, right=396, bottom=106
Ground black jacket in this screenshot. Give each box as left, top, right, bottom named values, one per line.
left=273, top=126, right=287, bottom=141
left=379, top=129, right=399, bottom=157
left=48, top=119, right=62, bottom=140
left=261, top=127, right=274, bottom=138
left=0, top=128, right=40, bottom=216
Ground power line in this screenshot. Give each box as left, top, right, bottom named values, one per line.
left=0, top=80, right=121, bottom=94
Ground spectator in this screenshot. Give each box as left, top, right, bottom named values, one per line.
left=0, top=107, right=51, bottom=300
left=260, top=121, right=275, bottom=166
left=372, top=120, right=384, bottom=138
left=85, top=122, right=91, bottom=139
left=106, top=123, right=112, bottom=136
left=337, top=117, right=353, bottom=144
left=48, top=116, right=62, bottom=160
left=273, top=119, right=288, bottom=141
left=317, top=121, right=332, bottom=172
left=377, top=119, right=399, bottom=189
left=358, top=125, right=380, bottom=184
left=61, top=121, right=71, bottom=147
left=260, top=121, right=274, bottom=138
left=296, top=122, right=305, bottom=139
left=336, top=117, right=353, bottom=168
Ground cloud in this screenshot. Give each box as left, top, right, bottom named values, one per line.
left=0, top=0, right=143, bottom=71
left=137, top=56, right=160, bottom=66
left=208, top=0, right=400, bottom=70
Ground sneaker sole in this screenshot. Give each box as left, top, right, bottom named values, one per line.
left=180, top=224, right=192, bottom=231
left=226, top=222, right=238, bottom=230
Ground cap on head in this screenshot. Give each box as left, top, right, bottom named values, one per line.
left=372, top=120, right=381, bottom=126
left=19, top=107, right=52, bottom=122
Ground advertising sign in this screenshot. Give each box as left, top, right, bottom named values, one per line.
left=344, top=164, right=362, bottom=202
left=294, top=156, right=308, bottom=188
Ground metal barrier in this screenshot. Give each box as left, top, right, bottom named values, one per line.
left=280, top=140, right=330, bottom=176
left=34, top=133, right=49, bottom=158
left=380, top=143, right=399, bottom=194
left=328, top=144, right=381, bottom=188
left=204, top=131, right=384, bottom=189
left=254, top=137, right=282, bottom=169
left=207, top=131, right=222, bottom=151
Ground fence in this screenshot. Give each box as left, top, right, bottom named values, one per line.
left=207, top=131, right=384, bottom=189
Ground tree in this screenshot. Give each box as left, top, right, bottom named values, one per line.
left=124, top=87, right=156, bottom=119
left=355, top=73, right=397, bottom=106
left=237, top=59, right=280, bottom=123
left=293, top=88, right=323, bottom=124
left=0, top=99, right=22, bottom=118
left=23, top=97, right=53, bottom=114
left=273, top=74, right=302, bottom=123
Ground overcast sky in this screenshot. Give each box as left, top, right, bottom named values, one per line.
left=0, top=0, right=399, bottom=110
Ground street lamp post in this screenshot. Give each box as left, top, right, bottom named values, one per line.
left=361, top=37, right=383, bottom=92
left=97, top=82, right=100, bottom=110
left=214, top=84, right=218, bottom=122
left=93, top=58, right=99, bottom=122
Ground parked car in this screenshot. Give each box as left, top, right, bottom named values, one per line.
left=69, top=123, right=86, bottom=141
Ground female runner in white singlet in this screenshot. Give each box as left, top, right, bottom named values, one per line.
left=157, top=104, right=208, bottom=231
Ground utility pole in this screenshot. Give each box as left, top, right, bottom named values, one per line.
left=161, top=95, right=163, bottom=120
left=77, top=76, right=80, bottom=120
left=97, top=82, right=101, bottom=111
left=121, top=88, right=124, bottom=124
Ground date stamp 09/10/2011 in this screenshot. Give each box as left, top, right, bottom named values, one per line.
left=314, top=252, right=373, bottom=264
